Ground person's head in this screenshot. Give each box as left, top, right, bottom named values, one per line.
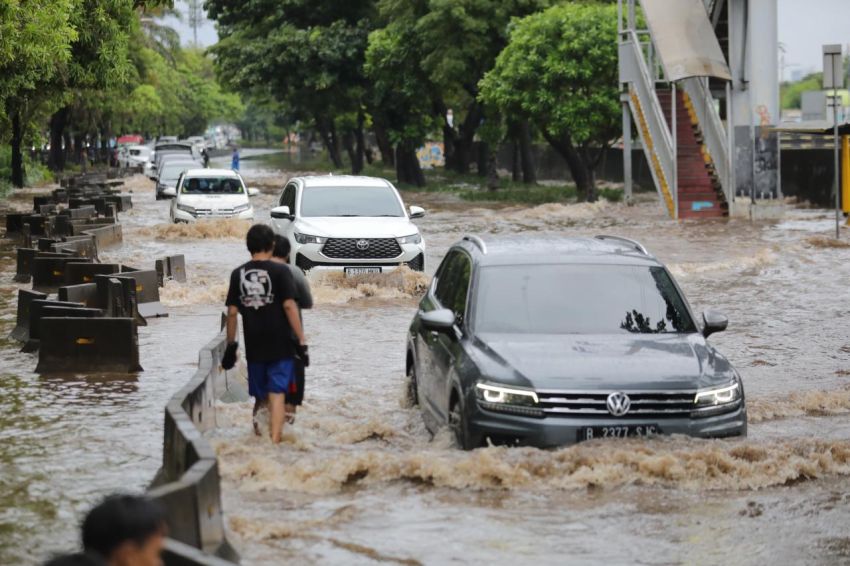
left=245, top=223, right=275, bottom=256
left=272, top=234, right=292, bottom=263
left=82, top=494, right=166, bottom=566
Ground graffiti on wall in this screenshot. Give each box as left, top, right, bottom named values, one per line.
left=416, top=142, right=445, bottom=169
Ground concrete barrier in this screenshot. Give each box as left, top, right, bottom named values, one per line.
left=35, top=317, right=142, bottom=373
left=116, top=270, right=167, bottom=318
left=5, top=213, right=25, bottom=235
left=93, top=275, right=145, bottom=326
left=58, top=282, right=99, bottom=307
left=53, top=215, right=73, bottom=237
left=156, top=255, right=188, bottom=286
left=81, top=223, right=122, bottom=249
left=32, top=256, right=92, bottom=293
left=148, top=331, right=238, bottom=563
left=64, top=205, right=97, bottom=219
left=23, top=299, right=86, bottom=352
left=64, top=262, right=120, bottom=285
left=51, top=235, right=98, bottom=260
left=9, top=289, right=48, bottom=342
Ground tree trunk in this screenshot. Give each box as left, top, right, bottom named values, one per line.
left=62, top=131, right=72, bottom=168
left=48, top=107, right=68, bottom=172
left=354, top=112, right=368, bottom=170
left=372, top=122, right=394, bottom=166
left=342, top=129, right=363, bottom=175
left=395, top=143, right=425, bottom=187
left=540, top=130, right=597, bottom=202
left=511, top=135, right=520, bottom=182
left=487, top=147, right=499, bottom=191
left=10, top=109, right=25, bottom=188
left=518, top=120, right=537, bottom=185
left=476, top=141, right=488, bottom=178
left=453, top=101, right=483, bottom=174
left=317, top=118, right=343, bottom=168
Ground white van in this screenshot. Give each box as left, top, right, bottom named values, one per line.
left=166, top=169, right=258, bottom=223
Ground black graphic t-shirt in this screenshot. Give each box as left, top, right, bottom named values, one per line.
left=225, top=259, right=297, bottom=362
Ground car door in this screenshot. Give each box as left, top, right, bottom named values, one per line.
left=431, top=251, right=473, bottom=422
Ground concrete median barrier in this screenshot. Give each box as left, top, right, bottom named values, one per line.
left=148, top=331, right=238, bottom=563
left=35, top=317, right=142, bottom=374
left=5, top=213, right=25, bottom=235
left=65, top=205, right=97, bottom=219
left=64, top=262, right=120, bottom=285
left=32, top=256, right=93, bottom=293
left=9, top=289, right=48, bottom=342
left=81, top=223, right=122, bottom=249
left=94, top=275, right=146, bottom=325
left=24, top=215, right=46, bottom=237
left=16, top=248, right=71, bottom=282
left=156, top=255, right=188, bottom=286
left=58, top=282, right=99, bottom=307
left=52, top=215, right=73, bottom=237
left=117, top=270, right=167, bottom=318
left=23, top=299, right=86, bottom=352
left=51, top=235, right=97, bottom=260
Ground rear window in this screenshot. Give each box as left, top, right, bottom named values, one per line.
left=475, top=264, right=696, bottom=334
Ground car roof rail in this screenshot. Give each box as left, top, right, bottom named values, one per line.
left=462, top=234, right=487, bottom=254
left=594, top=234, right=650, bottom=255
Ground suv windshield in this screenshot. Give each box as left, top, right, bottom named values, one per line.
left=475, top=264, right=696, bottom=334
left=300, top=186, right=403, bottom=217
left=181, top=176, right=243, bottom=194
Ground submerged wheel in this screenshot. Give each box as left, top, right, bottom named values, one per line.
left=449, top=392, right=476, bottom=450
left=405, top=362, right=419, bottom=407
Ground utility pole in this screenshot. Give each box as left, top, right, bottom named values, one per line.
left=186, top=0, right=203, bottom=45
left=824, top=44, right=843, bottom=239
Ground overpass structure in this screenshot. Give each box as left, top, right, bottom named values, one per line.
left=619, top=0, right=779, bottom=219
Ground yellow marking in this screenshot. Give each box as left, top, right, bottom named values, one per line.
left=52, top=270, right=63, bottom=276
left=136, top=284, right=143, bottom=292
left=630, top=88, right=676, bottom=218
left=76, top=338, right=95, bottom=345
left=83, top=276, right=92, bottom=282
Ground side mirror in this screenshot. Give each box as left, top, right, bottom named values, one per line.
left=270, top=205, right=293, bottom=220
left=420, top=308, right=455, bottom=332
left=247, top=187, right=260, bottom=197
left=409, top=205, right=426, bottom=219
left=162, top=186, right=177, bottom=198
left=702, top=310, right=728, bottom=338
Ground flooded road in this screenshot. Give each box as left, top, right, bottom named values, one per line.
left=2, top=159, right=850, bottom=564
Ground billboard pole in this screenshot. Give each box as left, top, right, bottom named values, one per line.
left=824, top=44, right=843, bottom=239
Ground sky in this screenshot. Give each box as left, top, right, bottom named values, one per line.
left=164, top=0, right=850, bottom=83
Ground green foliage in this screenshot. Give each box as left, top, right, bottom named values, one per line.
left=780, top=73, right=822, bottom=109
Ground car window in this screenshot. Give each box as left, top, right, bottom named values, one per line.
left=475, top=264, right=697, bottom=334
left=180, top=176, right=244, bottom=194
left=299, top=186, right=403, bottom=217
left=434, top=251, right=472, bottom=327
left=280, top=184, right=296, bottom=210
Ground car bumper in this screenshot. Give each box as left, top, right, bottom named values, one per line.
left=293, top=241, right=426, bottom=271
left=172, top=208, right=254, bottom=222
left=467, top=403, right=747, bottom=448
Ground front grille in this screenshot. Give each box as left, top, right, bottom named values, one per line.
left=322, top=238, right=402, bottom=259
left=537, top=390, right=696, bottom=419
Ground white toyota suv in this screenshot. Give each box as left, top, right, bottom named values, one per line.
left=165, top=168, right=258, bottom=222
left=270, top=175, right=426, bottom=274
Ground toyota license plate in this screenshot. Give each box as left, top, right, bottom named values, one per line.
left=580, top=424, right=659, bottom=441
left=345, top=267, right=382, bottom=277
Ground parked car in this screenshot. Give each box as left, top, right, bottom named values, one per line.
left=165, top=168, right=258, bottom=222
left=406, top=235, right=746, bottom=449
left=148, top=142, right=200, bottom=178
left=270, top=175, right=426, bottom=274
left=155, top=159, right=198, bottom=200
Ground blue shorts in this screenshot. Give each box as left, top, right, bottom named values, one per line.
left=247, top=359, right=295, bottom=400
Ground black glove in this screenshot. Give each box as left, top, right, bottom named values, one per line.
left=222, top=341, right=238, bottom=370
left=295, top=343, right=310, bottom=368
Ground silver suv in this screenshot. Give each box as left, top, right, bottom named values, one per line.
left=406, top=235, right=747, bottom=449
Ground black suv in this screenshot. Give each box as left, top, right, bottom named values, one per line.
left=406, top=235, right=747, bottom=449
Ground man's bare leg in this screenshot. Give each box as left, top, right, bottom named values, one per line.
left=269, top=392, right=286, bottom=443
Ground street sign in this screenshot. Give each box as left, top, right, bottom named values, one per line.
left=823, top=44, right=844, bottom=89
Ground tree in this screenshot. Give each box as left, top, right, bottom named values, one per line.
left=0, top=0, right=76, bottom=186
left=480, top=3, right=621, bottom=201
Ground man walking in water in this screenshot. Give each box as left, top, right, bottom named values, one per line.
left=231, top=146, right=240, bottom=171
left=222, top=224, right=306, bottom=443
left=272, top=234, right=313, bottom=423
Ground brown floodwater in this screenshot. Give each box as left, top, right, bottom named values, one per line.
left=2, top=159, right=850, bottom=564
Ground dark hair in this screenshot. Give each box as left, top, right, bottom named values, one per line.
left=272, top=234, right=292, bottom=260
left=82, top=494, right=166, bottom=558
left=44, top=553, right=106, bottom=566
left=246, top=224, right=275, bottom=255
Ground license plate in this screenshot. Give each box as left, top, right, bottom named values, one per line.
left=580, top=424, right=660, bottom=441
left=345, top=267, right=382, bottom=277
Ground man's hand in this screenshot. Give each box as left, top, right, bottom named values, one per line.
left=222, top=341, right=238, bottom=370
left=295, top=343, right=310, bottom=367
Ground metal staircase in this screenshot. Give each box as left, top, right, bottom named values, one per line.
left=618, top=0, right=733, bottom=220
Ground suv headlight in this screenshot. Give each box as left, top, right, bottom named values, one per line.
left=692, top=378, right=742, bottom=417
left=397, top=233, right=422, bottom=245
left=233, top=203, right=251, bottom=213
left=176, top=203, right=196, bottom=214
left=294, top=232, right=327, bottom=245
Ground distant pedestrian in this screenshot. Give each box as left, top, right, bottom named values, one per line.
left=222, top=224, right=307, bottom=443
left=81, top=147, right=88, bottom=174
left=271, top=234, right=313, bottom=423
left=80, top=494, right=166, bottom=566
left=201, top=148, right=210, bottom=168
left=231, top=146, right=240, bottom=171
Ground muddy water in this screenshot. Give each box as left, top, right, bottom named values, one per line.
left=2, top=168, right=850, bottom=564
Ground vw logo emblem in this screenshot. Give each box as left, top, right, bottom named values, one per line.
left=606, top=392, right=631, bottom=417
left=356, top=239, right=370, bottom=250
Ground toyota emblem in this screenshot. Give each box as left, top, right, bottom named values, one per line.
left=606, top=392, right=631, bottom=417
left=356, top=239, right=370, bottom=250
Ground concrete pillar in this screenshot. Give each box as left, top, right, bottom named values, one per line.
left=728, top=0, right=779, bottom=200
